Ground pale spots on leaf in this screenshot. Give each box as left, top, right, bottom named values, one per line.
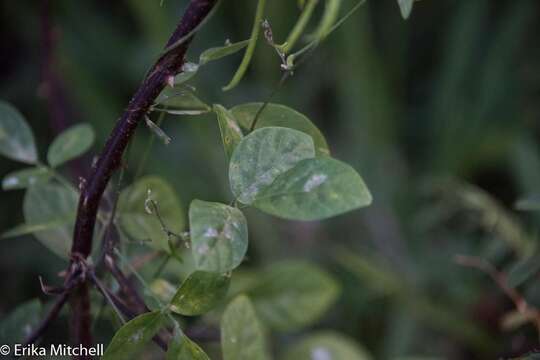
left=303, top=174, right=327, bottom=192
left=129, top=329, right=144, bottom=343
left=197, top=243, right=210, bottom=255
left=204, top=227, right=218, bottom=238
left=311, top=347, right=332, bottom=360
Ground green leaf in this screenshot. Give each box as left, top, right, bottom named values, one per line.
left=230, top=103, right=330, bottom=156
left=150, top=279, right=177, bottom=303
left=167, top=331, right=210, bottom=360
left=2, top=219, right=72, bottom=239
left=506, top=255, right=540, bottom=288
left=200, top=40, right=250, bottom=65
left=221, top=295, right=270, bottom=360
left=229, top=127, right=315, bottom=204
left=515, top=194, right=540, bottom=211
left=282, top=331, right=372, bottom=360
left=0, top=299, right=42, bottom=346
left=118, top=176, right=184, bottom=252
left=214, top=104, right=243, bottom=159
left=0, top=101, right=38, bottom=164
left=47, top=123, right=95, bottom=167
left=174, top=62, right=199, bottom=85
left=170, top=271, right=230, bottom=316
left=397, top=0, right=414, bottom=19
left=248, top=260, right=340, bottom=331
left=2, top=166, right=52, bottom=190
left=103, top=311, right=166, bottom=360
left=254, top=157, right=372, bottom=220
left=155, top=88, right=210, bottom=115
left=22, top=183, right=78, bottom=259
left=189, top=200, right=248, bottom=273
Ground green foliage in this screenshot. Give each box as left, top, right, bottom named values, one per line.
left=2, top=166, right=52, bottom=190
left=169, top=271, right=230, bottom=316
left=221, top=295, right=270, bottom=360
left=397, top=0, right=414, bottom=19
left=200, top=40, right=250, bottom=65
left=245, top=260, right=340, bottom=331
left=166, top=330, right=210, bottom=360
left=118, top=176, right=184, bottom=252
left=154, top=88, right=211, bottom=115
left=102, top=311, right=167, bottom=360
left=230, top=103, right=329, bottom=156
left=214, top=104, right=244, bottom=159
left=47, top=123, right=95, bottom=167
left=254, top=157, right=372, bottom=220
left=282, top=331, right=372, bottom=360
left=0, top=299, right=42, bottom=346
left=229, top=127, right=315, bottom=204
left=189, top=199, right=248, bottom=272
left=0, top=101, right=38, bottom=164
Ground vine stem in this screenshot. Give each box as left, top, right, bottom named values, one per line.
left=65, top=0, right=218, bottom=352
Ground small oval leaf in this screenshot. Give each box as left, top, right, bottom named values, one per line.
left=200, top=40, right=250, bottom=65
left=0, top=101, right=38, bottom=164
left=189, top=200, right=248, bottom=273
left=229, top=127, right=315, bottom=204
left=254, top=157, right=372, bottom=220
left=118, top=176, right=184, bottom=252
left=47, top=123, right=95, bottom=167
left=214, top=104, right=243, bottom=159
left=170, top=271, right=230, bottom=316
left=2, top=167, right=52, bottom=190
left=230, top=103, right=329, bottom=156
left=282, top=331, right=372, bottom=360
left=103, top=311, right=166, bottom=360
left=221, top=295, right=270, bottom=360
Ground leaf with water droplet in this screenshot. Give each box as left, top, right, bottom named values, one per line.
left=397, top=0, right=414, bottom=19
left=214, top=104, right=243, bottom=159
left=2, top=166, right=52, bottom=190
left=200, top=40, right=250, bottom=65
left=189, top=200, right=248, bottom=273
left=254, top=157, right=372, bottom=220
left=281, top=331, right=372, bottom=360
left=247, top=260, right=340, bottom=331
left=229, top=127, right=315, bottom=204
left=118, top=176, right=184, bottom=252
left=170, top=271, right=230, bottom=316
left=19, top=183, right=78, bottom=259
left=167, top=330, right=210, bottom=360
left=230, top=103, right=329, bottom=156
left=103, top=311, right=166, bottom=360
left=221, top=295, right=270, bottom=360
left=0, top=101, right=38, bottom=164
left=47, top=123, right=95, bottom=167
left=0, top=299, right=42, bottom=346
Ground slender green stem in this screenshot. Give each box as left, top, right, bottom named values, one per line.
left=278, top=0, right=319, bottom=54
left=222, top=0, right=267, bottom=91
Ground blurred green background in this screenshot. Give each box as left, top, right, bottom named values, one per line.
left=1, top=0, right=540, bottom=358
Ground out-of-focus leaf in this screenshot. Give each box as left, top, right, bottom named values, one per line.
left=0, top=299, right=42, bottom=345
left=247, top=260, right=340, bottom=331
left=118, top=176, right=184, bottom=252
left=229, top=127, right=315, bottom=204
left=155, top=88, right=210, bottom=115
left=221, top=295, right=270, bottom=360
left=150, top=279, right=177, bottom=304
left=47, top=123, right=95, bottom=167
left=230, top=103, right=329, bottom=156
left=167, top=330, right=210, bottom=360
left=170, top=271, right=230, bottom=316
left=189, top=200, right=248, bottom=273
left=397, top=0, right=414, bottom=19
left=0, top=101, right=38, bottom=164
left=505, top=255, right=540, bottom=288
left=310, top=0, right=342, bottom=41
left=199, top=40, right=250, bottom=65
left=2, top=219, right=72, bottom=239
left=103, top=311, right=166, bottom=360
left=2, top=166, right=52, bottom=190
left=22, top=183, right=78, bottom=259
left=515, top=195, right=540, bottom=211
left=214, top=104, right=243, bottom=159
left=281, top=331, right=372, bottom=360
left=254, top=157, right=372, bottom=220
left=500, top=309, right=536, bottom=331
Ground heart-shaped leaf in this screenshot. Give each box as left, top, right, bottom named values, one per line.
left=229, top=127, right=315, bottom=204
left=0, top=101, right=37, bottom=164
left=47, top=123, right=95, bottom=167
left=189, top=200, right=248, bottom=273
left=170, top=271, right=230, bottom=316
left=254, top=157, right=372, bottom=220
